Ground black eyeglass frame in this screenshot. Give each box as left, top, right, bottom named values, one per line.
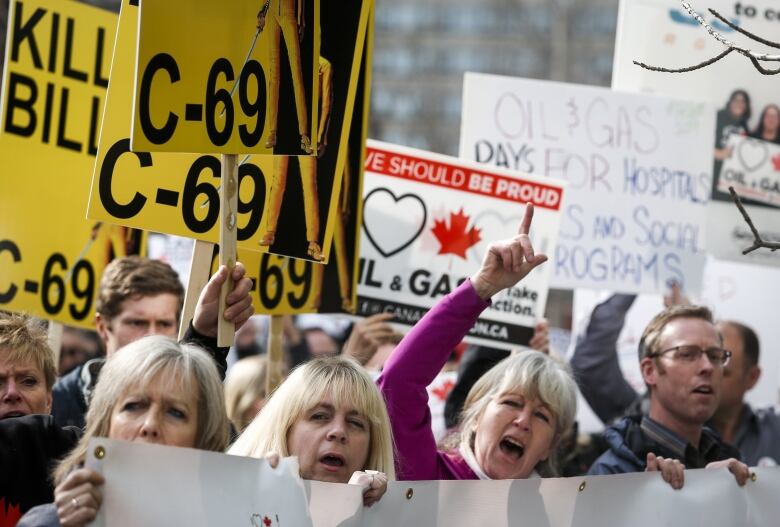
left=646, top=345, right=732, bottom=366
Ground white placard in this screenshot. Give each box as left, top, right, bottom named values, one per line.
left=459, top=73, right=714, bottom=295
left=86, top=438, right=314, bottom=527
left=356, top=140, right=565, bottom=350
left=612, top=0, right=780, bottom=266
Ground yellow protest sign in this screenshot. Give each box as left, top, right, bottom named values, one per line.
left=131, top=0, right=320, bottom=155
left=89, top=0, right=368, bottom=265
left=234, top=3, right=375, bottom=314
left=0, top=0, right=145, bottom=328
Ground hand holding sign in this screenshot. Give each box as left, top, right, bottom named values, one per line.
left=470, top=204, right=548, bottom=301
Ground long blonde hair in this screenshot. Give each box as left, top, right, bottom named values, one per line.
left=229, top=356, right=395, bottom=479
left=54, top=336, right=229, bottom=483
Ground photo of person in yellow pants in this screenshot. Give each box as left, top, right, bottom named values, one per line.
left=260, top=56, right=333, bottom=261
left=257, top=0, right=313, bottom=154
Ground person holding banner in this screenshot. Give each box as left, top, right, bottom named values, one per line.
left=229, top=356, right=394, bottom=506
left=17, top=336, right=230, bottom=527
left=587, top=304, right=750, bottom=488
left=378, top=204, right=579, bottom=480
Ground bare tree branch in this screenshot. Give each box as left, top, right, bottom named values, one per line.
left=707, top=8, right=780, bottom=49
left=634, top=1, right=780, bottom=75
left=728, top=186, right=780, bottom=254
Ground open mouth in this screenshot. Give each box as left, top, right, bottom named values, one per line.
left=692, top=386, right=714, bottom=395
left=1, top=411, right=26, bottom=419
left=499, top=437, right=525, bottom=459
left=320, top=454, right=345, bottom=468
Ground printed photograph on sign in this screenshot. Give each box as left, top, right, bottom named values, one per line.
left=89, top=0, right=368, bottom=264
left=612, top=0, right=780, bottom=266
left=131, top=0, right=320, bottom=155
left=226, top=28, right=373, bottom=316
left=357, top=140, right=565, bottom=350
left=459, top=73, right=714, bottom=295
left=0, top=0, right=147, bottom=328
left=718, top=135, right=780, bottom=207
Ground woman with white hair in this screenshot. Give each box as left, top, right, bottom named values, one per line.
left=379, top=205, right=578, bottom=480
left=18, top=336, right=230, bottom=526
left=229, top=356, right=394, bottom=505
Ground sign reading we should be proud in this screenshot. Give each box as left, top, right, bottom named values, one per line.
left=357, top=140, right=565, bottom=350
left=460, top=73, right=715, bottom=294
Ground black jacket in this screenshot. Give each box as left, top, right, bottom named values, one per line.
left=0, top=415, right=81, bottom=520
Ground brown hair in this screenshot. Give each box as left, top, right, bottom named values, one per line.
left=0, top=312, right=56, bottom=390
left=638, top=305, right=718, bottom=361
left=96, top=257, right=185, bottom=323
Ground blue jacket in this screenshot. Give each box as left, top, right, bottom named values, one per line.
left=588, top=415, right=741, bottom=475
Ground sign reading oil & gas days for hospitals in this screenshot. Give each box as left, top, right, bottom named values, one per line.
left=0, top=0, right=144, bottom=328
left=460, top=73, right=716, bottom=295
left=131, top=0, right=320, bottom=155
left=357, top=140, right=566, bottom=350
left=89, top=0, right=368, bottom=266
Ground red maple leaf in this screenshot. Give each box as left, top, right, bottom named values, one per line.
left=772, top=153, right=780, bottom=171
left=431, top=379, right=455, bottom=401
left=263, top=516, right=272, bottom=527
left=431, top=208, right=481, bottom=259
left=0, top=498, right=21, bottom=527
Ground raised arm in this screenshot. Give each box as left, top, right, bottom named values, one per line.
left=379, top=205, right=547, bottom=480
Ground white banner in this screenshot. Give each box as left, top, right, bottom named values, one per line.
left=86, top=438, right=314, bottom=527
left=356, top=140, right=565, bottom=349
left=719, top=135, right=780, bottom=207
left=459, top=73, right=714, bottom=295
left=86, top=441, right=780, bottom=527
left=612, top=0, right=780, bottom=266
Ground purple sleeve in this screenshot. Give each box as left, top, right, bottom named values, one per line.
left=378, top=280, right=489, bottom=480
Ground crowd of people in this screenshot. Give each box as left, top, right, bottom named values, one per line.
left=1, top=204, right=774, bottom=526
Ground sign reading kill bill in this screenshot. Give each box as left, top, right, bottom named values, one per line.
left=233, top=9, right=374, bottom=314
left=132, top=0, right=320, bottom=156
left=0, top=0, right=143, bottom=328
left=612, top=0, right=780, bottom=266
left=459, top=73, right=715, bottom=295
left=88, top=0, right=367, bottom=264
left=357, top=140, right=565, bottom=349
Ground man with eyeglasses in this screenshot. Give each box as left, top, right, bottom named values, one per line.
left=587, top=304, right=749, bottom=487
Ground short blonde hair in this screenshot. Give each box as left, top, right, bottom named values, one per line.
left=458, top=351, right=577, bottom=477
left=0, top=312, right=56, bottom=390
left=224, top=355, right=267, bottom=433
left=229, top=356, right=395, bottom=479
left=54, top=336, right=229, bottom=483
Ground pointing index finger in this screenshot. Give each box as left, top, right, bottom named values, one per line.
left=519, top=203, right=535, bottom=236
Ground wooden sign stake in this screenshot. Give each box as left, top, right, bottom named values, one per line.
left=265, top=315, right=285, bottom=394
left=218, top=153, right=239, bottom=347
left=178, top=240, right=215, bottom=340
left=47, top=321, right=63, bottom=370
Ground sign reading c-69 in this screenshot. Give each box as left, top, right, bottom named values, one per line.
left=131, top=0, right=320, bottom=155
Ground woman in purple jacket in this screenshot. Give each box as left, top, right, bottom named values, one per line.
left=378, top=205, right=578, bottom=480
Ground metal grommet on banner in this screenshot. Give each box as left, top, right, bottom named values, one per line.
left=578, top=481, right=586, bottom=492
left=405, top=488, right=414, bottom=500
left=94, top=445, right=106, bottom=459
left=751, top=472, right=757, bottom=482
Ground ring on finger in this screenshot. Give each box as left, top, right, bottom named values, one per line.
left=71, top=497, right=80, bottom=510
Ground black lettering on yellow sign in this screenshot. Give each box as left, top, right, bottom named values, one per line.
left=0, top=240, right=96, bottom=321
left=137, top=54, right=267, bottom=148
left=97, top=138, right=267, bottom=238
left=4, top=1, right=111, bottom=155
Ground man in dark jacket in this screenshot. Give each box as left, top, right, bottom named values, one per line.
left=52, top=257, right=253, bottom=429
left=573, top=294, right=780, bottom=467
left=587, top=304, right=749, bottom=486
